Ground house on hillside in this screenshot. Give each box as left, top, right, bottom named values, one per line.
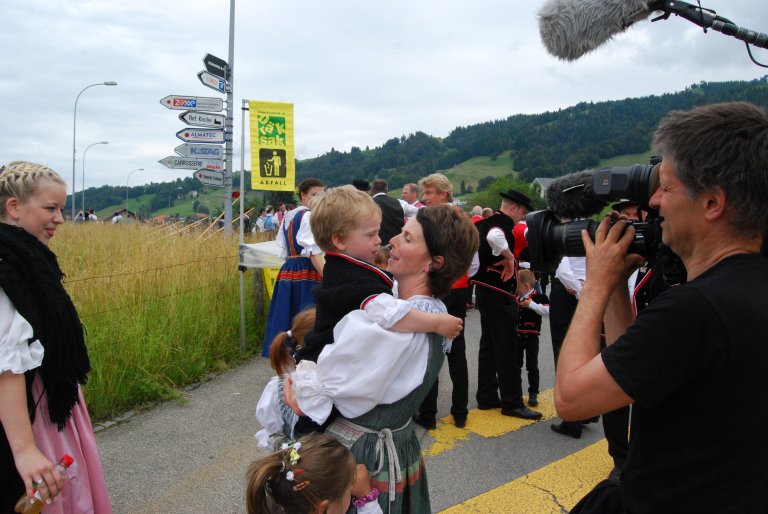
left=108, top=208, right=139, bottom=223
left=531, top=178, right=555, bottom=199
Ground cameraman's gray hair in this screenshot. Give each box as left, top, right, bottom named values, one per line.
left=652, top=102, right=768, bottom=237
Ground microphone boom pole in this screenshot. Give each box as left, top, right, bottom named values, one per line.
left=651, top=0, right=768, bottom=50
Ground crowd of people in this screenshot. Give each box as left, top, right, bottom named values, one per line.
left=2, top=101, right=767, bottom=514
left=252, top=101, right=768, bottom=513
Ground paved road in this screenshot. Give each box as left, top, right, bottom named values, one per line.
left=97, top=305, right=611, bottom=513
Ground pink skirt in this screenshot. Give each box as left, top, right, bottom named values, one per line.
left=30, top=375, right=112, bottom=514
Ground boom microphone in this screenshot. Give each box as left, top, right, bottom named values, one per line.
left=537, top=0, right=662, bottom=61
left=545, top=170, right=607, bottom=220
left=539, top=0, right=768, bottom=62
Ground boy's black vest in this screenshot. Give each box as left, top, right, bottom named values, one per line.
left=517, top=292, right=549, bottom=337
left=472, top=211, right=517, bottom=298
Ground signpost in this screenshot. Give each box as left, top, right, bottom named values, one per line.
left=159, top=156, right=224, bottom=171
left=194, top=169, right=225, bottom=187
left=159, top=95, right=224, bottom=112
left=174, top=143, right=224, bottom=160
left=203, top=53, right=228, bottom=80
left=175, top=128, right=226, bottom=144
left=197, top=71, right=227, bottom=93
left=178, top=110, right=225, bottom=128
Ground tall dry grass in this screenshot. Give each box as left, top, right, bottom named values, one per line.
left=51, top=221, right=270, bottom=420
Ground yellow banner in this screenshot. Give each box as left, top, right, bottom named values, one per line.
left=249, top=100, right=296, bottom=192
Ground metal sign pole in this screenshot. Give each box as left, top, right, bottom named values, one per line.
left=223, top=0, right=235, bottom=237
left=239, top=98, right=248, bottom=352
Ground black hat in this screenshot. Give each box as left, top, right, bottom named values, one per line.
left=352, top=179, right=370, bottom=191
left=500, top=189, right=533, bottom=211
left=611, top=199, right=641, bottom=211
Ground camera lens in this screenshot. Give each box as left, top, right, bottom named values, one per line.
left=592, top=163, right=660, bottom=205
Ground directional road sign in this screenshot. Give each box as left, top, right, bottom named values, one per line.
left=178, top=110, right=225, bottom=128
left=203, top=53, right=228, bottom=80
left=159, top=156, right=224, bottom=171
left=197, top=71, right=227, bottom=94
left=174, top=143, right=224, bottom=160
left=175, top=128, right=225, bottom=144
left=195, top=169, right=225, bottom=187
left=160, top=95, right=224, bottom=112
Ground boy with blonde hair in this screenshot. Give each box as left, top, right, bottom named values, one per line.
left=295, top=185, right=461, bottom=363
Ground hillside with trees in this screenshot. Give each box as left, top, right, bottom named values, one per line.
left=297, top=77, right=768, bottom=185
left=74, top=77, right=768, bottom=217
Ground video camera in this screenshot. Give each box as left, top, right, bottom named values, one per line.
left=525, top=157, right=684, bottom=281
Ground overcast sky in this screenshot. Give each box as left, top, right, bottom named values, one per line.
left=2, top=0, right=766, bottom=193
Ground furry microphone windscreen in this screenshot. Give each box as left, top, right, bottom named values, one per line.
left=545, top=170, right=608, bottom=219
left=538, top=0, right=660, bottom=61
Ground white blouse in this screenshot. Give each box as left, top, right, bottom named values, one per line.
left=255, top=294, right=414, bottom=447
left=291, top=295, right=446, bottom=425
left=275, top=206, right=322, bottom=258
left=0, top=287, right=44, bottom=374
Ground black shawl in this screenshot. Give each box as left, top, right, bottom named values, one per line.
left=0, top=223, right=91, bottom=513
left=0, top=223, right=90, bottom=428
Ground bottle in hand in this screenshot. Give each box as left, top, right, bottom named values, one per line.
left=14, top=455, right=74, bottom=514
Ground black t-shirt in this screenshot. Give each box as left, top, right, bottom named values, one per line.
left=602, top=254, right=768, bottom=514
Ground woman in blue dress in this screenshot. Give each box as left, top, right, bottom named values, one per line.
left=262, top=178, right=324, bottom=356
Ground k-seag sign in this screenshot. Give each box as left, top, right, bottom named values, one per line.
left=174, top=143, right=224, bottom=160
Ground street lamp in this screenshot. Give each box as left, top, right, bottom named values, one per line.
left=71, top=81, right=117, bottom=220
left=82, top=141, right=108, bottom=215
left=126, top=168, right=145, bottom=211
left=168, top=186, right=183, bottom=215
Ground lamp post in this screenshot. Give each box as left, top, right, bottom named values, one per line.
left=168, top=186, right=183, bottom=216
left=82, top=141, right=108, bottom=215
left=126, top=168, right=145, bottom=211
left=71, top=81, right=117, bottom=220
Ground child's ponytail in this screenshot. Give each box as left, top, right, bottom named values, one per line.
left=268, top=308, right=316, bottom=377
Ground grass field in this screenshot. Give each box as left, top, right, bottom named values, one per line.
left=439, top=151, right=518, bottom=190
left=97, top=188, right=267, bottom=221
left=52, top=222, right=269, bottom=420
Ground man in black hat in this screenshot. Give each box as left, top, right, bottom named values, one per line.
left=471, top=189, right=542, bottom=419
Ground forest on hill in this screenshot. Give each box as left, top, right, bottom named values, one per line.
left=296, top=76, right=768, bottom=185
left=73, top=77, right=768, bottom=216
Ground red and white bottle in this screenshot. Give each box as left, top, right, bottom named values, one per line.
left=14, top=454, right=74, bottom=514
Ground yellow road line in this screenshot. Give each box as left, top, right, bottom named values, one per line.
left=424, top=390, right=557, bottom=457
left=440, top=440, right=613, bottom=513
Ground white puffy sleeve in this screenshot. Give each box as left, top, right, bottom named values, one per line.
left=0, top=288, right=44, bottom=374
left=362, top=293, right=412, bottom=329
left=296, top=210, right=323, bottom=256
left=255, top=377, right=283, bottom=449
left=291, top=310, right=430, bottom=424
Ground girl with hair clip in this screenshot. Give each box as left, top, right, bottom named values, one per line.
left=246, top=434, right=383, bottom=514
left=256, top=308, right=316, bottom=450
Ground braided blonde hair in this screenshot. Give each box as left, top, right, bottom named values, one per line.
left=0, top=161, right=66, bottom=218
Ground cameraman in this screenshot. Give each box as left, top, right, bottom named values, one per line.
left=555, top=102, right=768, bottom=513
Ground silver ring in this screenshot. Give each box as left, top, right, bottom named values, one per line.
left=32, top=479, right=43, bottom=487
